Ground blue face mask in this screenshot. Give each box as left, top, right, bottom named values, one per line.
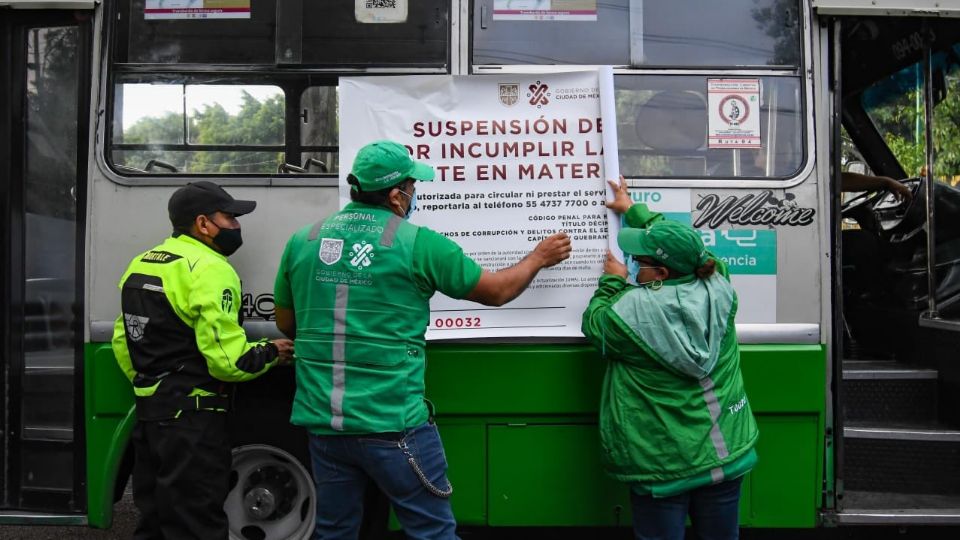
left=399, top=189, right=417, bottom=219
left=627, top=255, right=666, bottom=287
left=625, top=255, right=641, bottom=285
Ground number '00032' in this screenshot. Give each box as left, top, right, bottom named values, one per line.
left=434, top=317, right=481, bottom=328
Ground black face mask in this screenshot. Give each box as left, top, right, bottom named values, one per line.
left=212, top=226, right=243, bottom=256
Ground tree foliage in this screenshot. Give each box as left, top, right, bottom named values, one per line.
left=116, top=91, right=284, bottom=174
left=861, top=69, right=960, bottom=181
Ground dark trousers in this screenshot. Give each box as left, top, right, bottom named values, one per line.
left=132, top=410, right=230, bottom=540
left=630, top=477, right=743, bottom=540
left=309, top=422, right=458, bottom=540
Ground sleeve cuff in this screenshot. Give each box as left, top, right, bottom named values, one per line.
left=598, top=274, right=629, bottom=293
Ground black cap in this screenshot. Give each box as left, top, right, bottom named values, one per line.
left=168, top=181, right=257, bottom=228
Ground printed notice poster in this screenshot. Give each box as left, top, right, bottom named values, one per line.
left=340, top=73, right=608, bottom=339
left=707, top=78, right=762, bottom=149
left=493, top=0, right=598, bottom=21
left=144, top=0, right=251, bottom=20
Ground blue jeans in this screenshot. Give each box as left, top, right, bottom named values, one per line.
left=308, top=422, right=458, bottom=540
left=630, top=477, right=743, bottom=540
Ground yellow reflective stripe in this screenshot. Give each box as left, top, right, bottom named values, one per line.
left=188, top=387, right=216, bottom=397
left=133, top=381, right=162, bottom=397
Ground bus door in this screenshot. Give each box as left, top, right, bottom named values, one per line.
left=824, top=5, right=960, bottom=524
left=0, top=8, right=90, bottom=519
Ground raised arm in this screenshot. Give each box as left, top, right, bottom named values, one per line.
left=464, top=232, right=572, bottom=306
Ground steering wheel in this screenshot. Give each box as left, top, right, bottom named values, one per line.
left=839, top=177, right=918, bottom=234
left=872, top=176, right=922, bottom=232
left=840, top=177, right=918, bottom=217
left=841, top=188, right=886, bottom=217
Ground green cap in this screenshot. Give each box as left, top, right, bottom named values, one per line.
left=627, top=203, right=664, bottom=229
left=350, top=140, right=435, bottom=191
left=618, top=220, right=710, bottom=275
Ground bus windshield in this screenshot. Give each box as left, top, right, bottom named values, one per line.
left=862, top=44, right=960, bottom=182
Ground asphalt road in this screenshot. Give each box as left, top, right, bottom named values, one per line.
left=0, top=493, right=136, bottom=539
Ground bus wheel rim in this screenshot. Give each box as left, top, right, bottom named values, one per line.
left=226, top=444, right=315, bottom=540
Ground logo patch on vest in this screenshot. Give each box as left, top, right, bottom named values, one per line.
left=124, top=313, right=150, bottom=342
left=348, top=241, right=375, bottom=268
left=319, top=238, right=344, bottom=265
left=222, top=289, right=234, bottom=312
left=140, top=250, right=182, bottom=264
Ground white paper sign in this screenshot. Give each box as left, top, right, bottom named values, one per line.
left=493, top=0, right=598, bottom=21
left=707, top=79, right=761, bottom=149
left=355, top=0, right=408, bottom=23
left=340, top=73, right=610, bottom=339
left=144, top=0, right=251, bottom=20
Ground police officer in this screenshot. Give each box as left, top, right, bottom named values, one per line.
left=274, top=140, right=571, bottom=539
left=112, top=181, right=294, bottom=540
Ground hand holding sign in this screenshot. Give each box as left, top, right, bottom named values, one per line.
left=532, top=232, right=573, bottom=268
left=604, top=250, right=628, bottom=278
left=605, top=176, right=632, bottom=215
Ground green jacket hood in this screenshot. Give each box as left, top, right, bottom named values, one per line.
left=612, top=274, right=735, bottom=379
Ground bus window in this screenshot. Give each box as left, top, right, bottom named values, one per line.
left=301, top=2, right=449, bottom=67
left=300, top=86, right=340, bottom=175
left=110, top=83, right=285, bottom=175
left=115, top=0, right=450, bottom=68
left=472, top=0, right=800, bottom=68
left=118, top=0, right=276, bottom=64
left=616, top=75, right=804, bottom=179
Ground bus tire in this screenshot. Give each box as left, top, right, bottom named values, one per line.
left=226, top=444, right=316, bottom=540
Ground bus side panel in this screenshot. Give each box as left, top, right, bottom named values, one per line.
left=84, top=342, right=135, bottom=529
left=85, top=342, right=825, bottom=529
left=431, top=344, right=826, bottom=528
left=742, top=346, right=825, bottom=527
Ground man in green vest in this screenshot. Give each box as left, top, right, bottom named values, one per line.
left=112, top=181, right=294, bottom=540
left=274, top=140, right=571, bottom=539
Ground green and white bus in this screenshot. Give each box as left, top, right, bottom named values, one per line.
left=2, top=0, right=960, bottom=537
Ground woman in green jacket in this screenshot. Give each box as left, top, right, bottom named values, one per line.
left=582, top=178, right=759, bottom=540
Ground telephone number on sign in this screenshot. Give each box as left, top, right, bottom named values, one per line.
left=433, top=317, right=482, bottom=329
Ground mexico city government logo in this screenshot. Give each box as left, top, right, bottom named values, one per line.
left=527, top=81, right=550, bottom=108
left=499, top=83, right=519, bottom=106
left=319, top=237, right=344, bottom=265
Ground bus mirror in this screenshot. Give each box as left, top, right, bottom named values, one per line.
left=845, top=160, right=867, bottom=175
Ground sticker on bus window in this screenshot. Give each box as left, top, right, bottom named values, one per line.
left=144, top=0, right=251, bottom=20
left=707, top=79, right=762, bottom=149
left=355, top=0, right=408, bottom=24
left=493, top=0, right=598, bottom=22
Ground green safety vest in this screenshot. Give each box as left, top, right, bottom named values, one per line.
left=282, top=204, right=432, bottom=434
left=111, top=234, right=277, bottom=421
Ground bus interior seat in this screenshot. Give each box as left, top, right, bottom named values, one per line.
left=635, top=90, right=708, bottom=176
